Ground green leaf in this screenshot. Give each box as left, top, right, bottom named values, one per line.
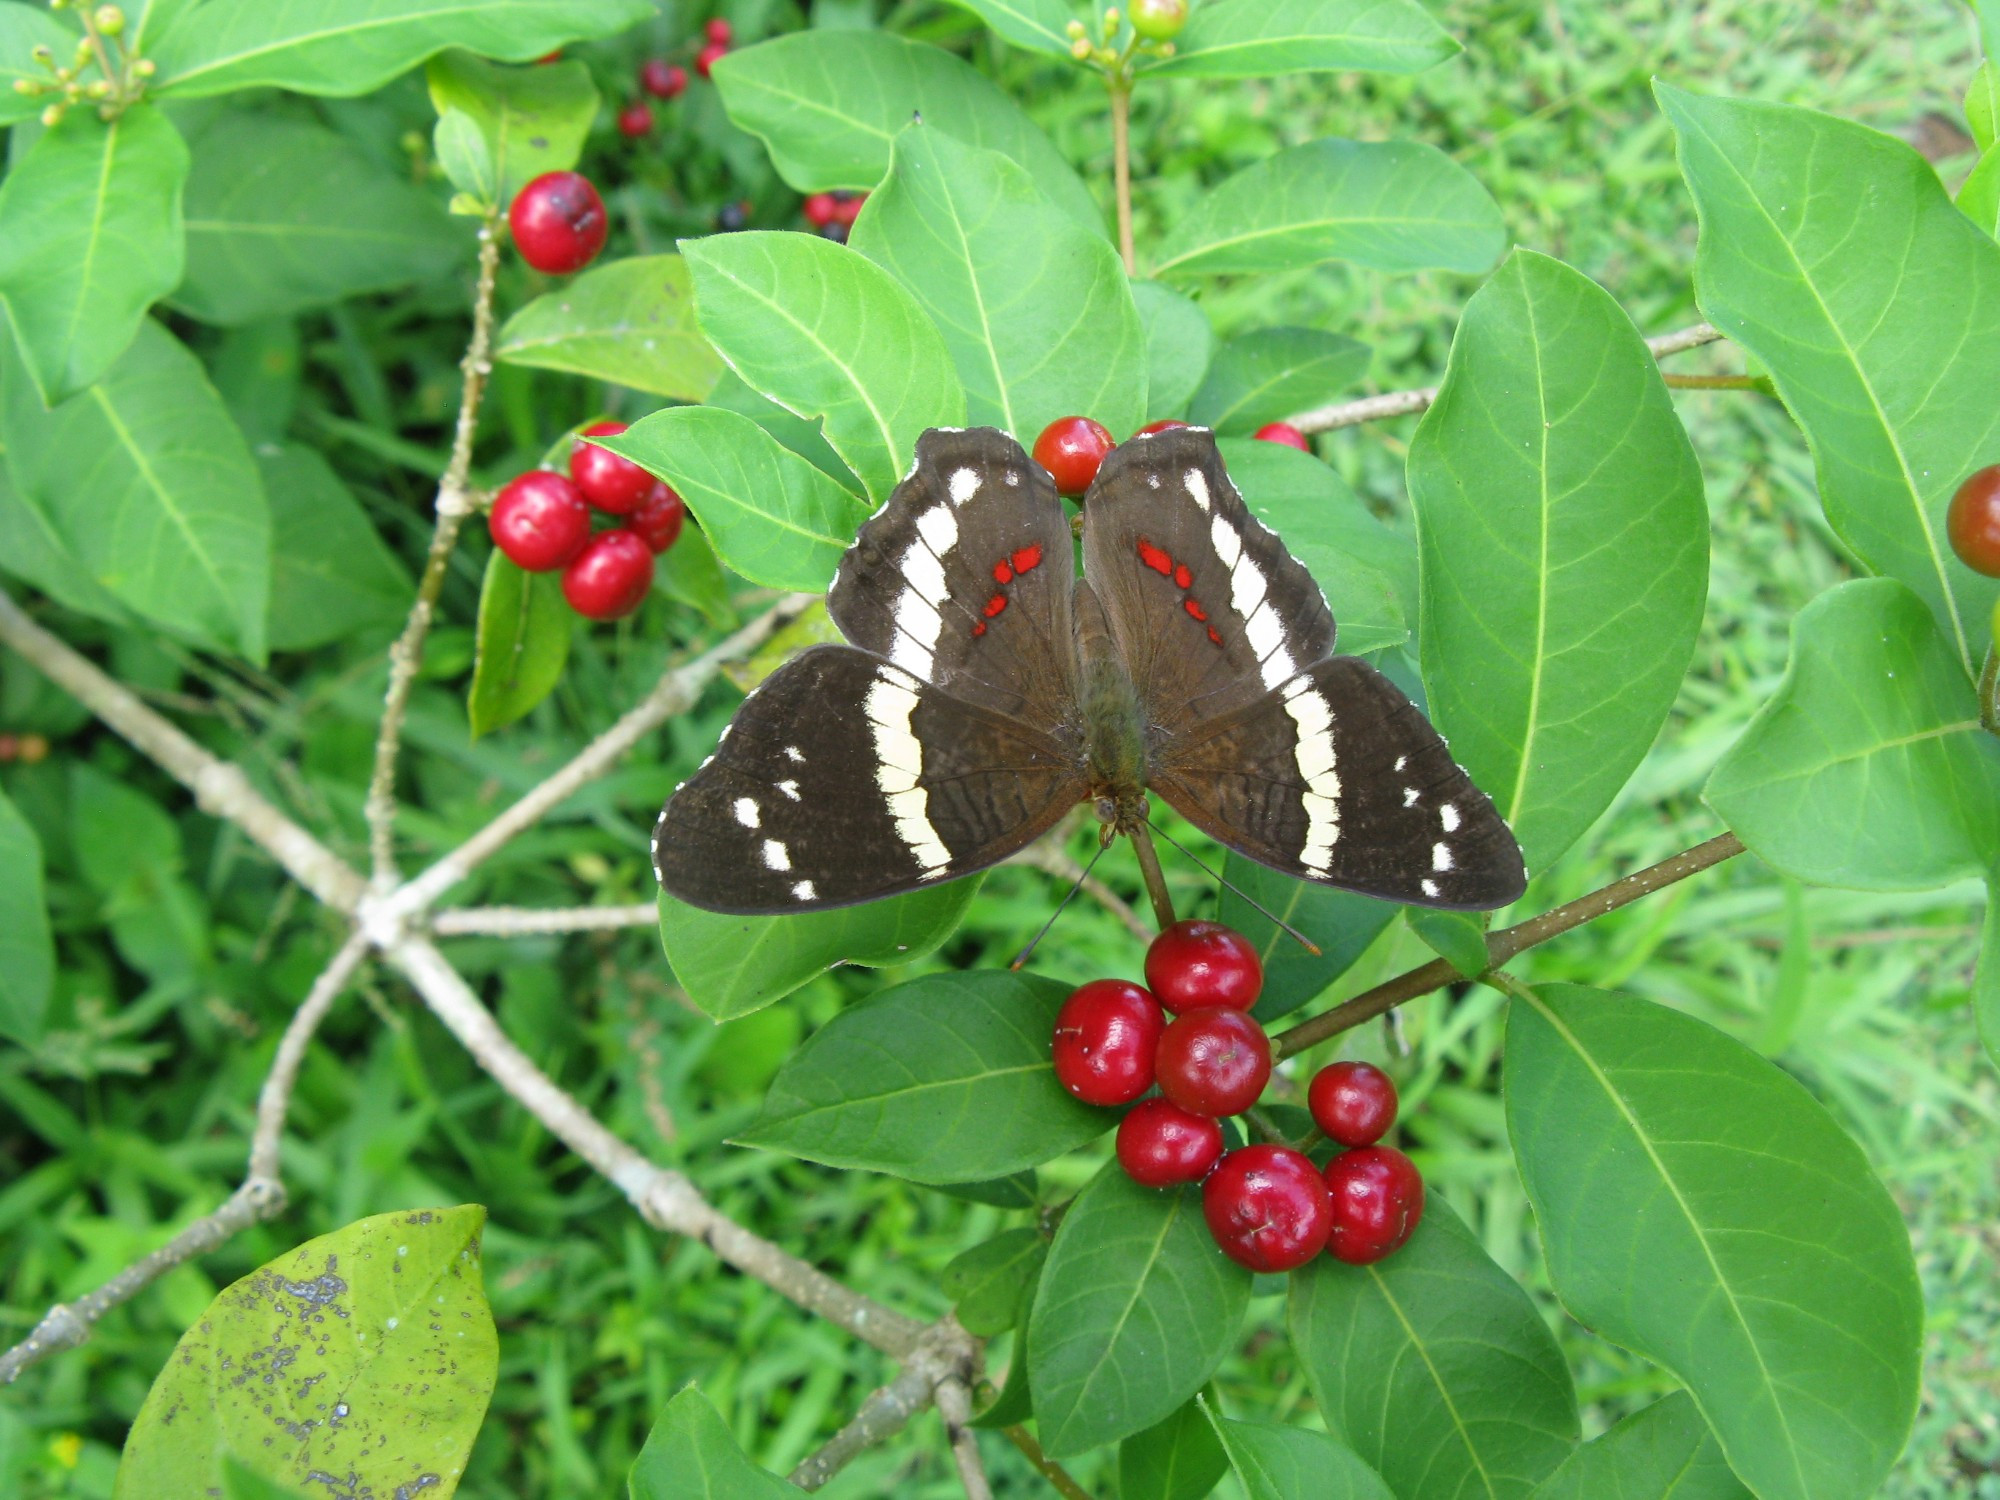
left=467, top=551, right=570, bottom=738
left=1289, top=1197, right=1579, bottom=1500
left=1978, top=881, right=2000, bottom=1069
left=655, top=523, right=734, bottom=630
left=1970, top=61, right=1999, bottom=153
left=263, top=444, right=413, bottom=651
left=970, top=1282, right=1037, bottom=1428
left=1660, top=83, right=2000, bottom=675
left=114, top=1206, right=496, bottom=1500
left=0, top=460, right=133, bottom=626
left=1504, top=984, right=1923, bottom=1500
left=938, top=0, right=1075, bottom=56
left=736, top=968, right=1110, bottom=1181
left=601, top=408, right=868, bottom=592
left=682, top=231, right=965, bottom=505
left=1147, top=0, right=1458, bottom=79
left=426, top=49, right=597, bottom=205
left=1154, top=139, right=1503, bottom=281
left=710, top=32, right=1101, bottom=232
left=220, top=1456, right=312, bottom=1500
left=629, top=1386, right=794, bottom=1499
left=494, top=254, right=723, bottom=401
left=851, top=125, right=1146, bottom=442
left=1406, top=907, right=1489, bottom=978
left=433, top=107, right=495, bottom=203
left=705, top=367, right=857, bottom=490
left=1, top=319, right=270, bottom=660
left=1120, top=1393, right=1230, bottom=1500
left=151, top=0, right=654, bottom=99
left=1410, top=249, right=1707, bottom=873
left=1219, top=853, right=1398, bottom=1022
left=1532, top=1392, right=1752, bottom=1500
left=942, top=1228, right=1047, bottom=1336
left=1029, top=1166, right=1253, bottom=1457
left=1959, top=147, right=2000, bottom=239
left=0, top=4, right=71, bottom=128
left=0, top=104, right=188, bottom=406
left=1132, top=280, right=1216, bottom=423
left=1189, top=327, right=1370, bottom=434
left=0, top=788, right=54, bottom=1046
left=176, top=109, right=467, bottom=327
left=1705, top=578, right=2000, bottom=888
left=1209, top=1414, right=1396, bottom=1500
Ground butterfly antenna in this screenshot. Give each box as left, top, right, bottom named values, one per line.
left=1010, top=840, right=1111, bottom=970
left=1145, top=821, right=1323, bottom=956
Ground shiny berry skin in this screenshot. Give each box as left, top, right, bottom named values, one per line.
left=695, top=39, right=729, bottom=77
left=1136, top=418, right=1189, bottom=435
left=1129, top=0, right=1188, bottom=41
left=1155, top=1007, right=1271, bottom=1117
left=1033, top=415, right=1115, bottom=496
left=617, top=102, right=654, bottom=138
left=705, top=16, right=734, bottom=44
left=641, top=59, right=688, bottom=99
left=1307, top=1061, right=1398, bottom=1147
left=627, top=482, right=686, bottom=554
left=1145, top=919, right=1263, bottom=1014
left=562, top=530, right=655, bottom=620
left=489, top=470, right=591, bottom=572
left=1254, top=421, right=1310, bottom=451
left=1117, top=1098, right=1225, bottom=1187
left=569, top=421, right=655, bottom=515
left=818, top=220, right=850, bottom=245
left=1051, top=980, right=1165, bottom=1107
left=508, top=171, right=608, bottom=274
left=1323, top=1145, right=1424, bottom=1265
left=803, top=191, right=839, bottom=227
left=1947, top=464, right=2000, bottom=577
left=1203, top=1146, right=1333, bottom=1271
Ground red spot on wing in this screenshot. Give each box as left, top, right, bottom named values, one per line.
left=972, top=621, right=988, bottom=636
left=1185, top=599, right=1208, bottom=622
left=984, top=594, right=1009, bottom=618
left=1137, top=539, right=1174, bottom=576
left=993, top=561, right=1014, bottom=584
left=1207, top=626, right=1223, bottom=646
left=1174, top=563, right=1192, bottom=589
left=1011, top=544, right=1043, bottom=574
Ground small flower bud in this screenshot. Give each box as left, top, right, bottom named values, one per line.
left=135, top=56, right=156, bottom=76
left=86, top=78, right=111, bottom=98
left=12, top=78, right=37, bottom=95
left=1066, top=17, right=1086, bottom=35
left=31, top=44, right=54, bottom=63
left=1070, top=36, right=1093, bottom=59
left=1102, top=7, right=1121, bottom=34
left=41, top=102, right=64, bottom=125
left=94, top=4, right=125, bottom=35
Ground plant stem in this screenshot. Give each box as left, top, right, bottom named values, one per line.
left=1979, top=646, right=1998, bottom=735
left=1109, top=79, right=1136, bottom=276
left=431, top=903, right=661, bottom=936
left=1003, top=1426, right=1094, bottom=1500
left=1662, top=372, right=1769, bottom=391
left=1128, top=821, right=1177, bottom=931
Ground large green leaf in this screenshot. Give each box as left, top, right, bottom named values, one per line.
left=426, top=49, right=597, bottom=205
left=628, top=1387, right=794, bottom=1499
left=1210, top=1416, right=1396, bottom=1500
left=1289, top=1198, right=1579, bottom=1500
left=0, top=788, right=53, bottom=1046
left=114, top=1206, right=497, bottom=1499
left=682, top=232, right=965, bottom=504
left=1153, top=140, right=1502, bottom=280
left=0, top=104, right=188, bottom=406
left=1505, top=984, right=1923, bottom=1500
left=1409, top=249, right=1707, bottom=873
left=2, top=320, right=270, bottom=660
left=0, top=4, right=71, bottom=128
left=1532, top=1392, right=1752, bottom=1500
left=1219, top=854, right=1398, bottom=1023
left=1120, top=1392, right=1229, bottom=1500
left=1960, top=148, right=2000, bottom=240
left=0, top=462, right=132, bottom=625
left=1706, top=579, right=2000, bottom=888
left=1131, top=281, right=1215, bottom=423
left=150, top=0, right=654, bottom=98
left=938, top=0, right=1074, bottom=56
left=601, top=407, right=869, bottom=592
left=942, top=1228, right=1047, bottom=1336
left=658, top=879, right=978, bottom=1021
left=494, top=255, right=721, bottom=401
left=710, top=32, right=1101, bottom=232
left=1660, top=84, right=2000, bottom=675
left=263, top=444, right=413, bottom=651
left=176, top=108, right=467, bottom=326
left=467, top=550, right=570, bottom=738
left=1977, top=882, right=2000, bottom=1069
left=735, top=969, right=1110, bottom=1181
left=852, top=125, right=1147, bottom=442
left=1969, top=62, right=1999, bottom=153
left=1190, top=327, right=1371, bottom=434
left=1147, top=0, right=1457, bottom=79
left=1029, top=1166, right=1253, bottom=1457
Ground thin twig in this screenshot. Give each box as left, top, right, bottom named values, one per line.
left=432, top=903, right=659, bottom=937
left=1662, top=372, right=1769, bottom=390
left=1003, top=1425, right=1094, bottom=1500
left=790, top=1363, right=939, bottom=1490
left=1127, top=822, right=1176, bottom=932
left=1003, top=844, right=1152, bottom=943
left=935, top=1377, right=993, bottom=1500
left=1110, top=81, right=1136, bottom=276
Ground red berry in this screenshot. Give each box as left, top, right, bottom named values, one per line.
left=0, top=734, right=16, bottom=762
left=830, top=190, right=867, bottom=227
left=1145, top=919, right=1263, bottom=1014
left=803, top=192, right=839, bottom=227
left=617, top=102, right=654, bottom=138
left=1203, top=1145, right=1333, bottom=1272
left=569, top=421, right=655, bottom=515
left=1307, top=1061, right=1398, bottom=1148
left=641, top=60, right=688, bottom=99
left=1948, top=464, right=2000, bottom=577
left=1051, top=979, right=1165, bottom=1107
left=508, top=171, right=608, bottom=275
left=695, top=40, right=729, bottom=77
left=1155, top=1007, right=1271, bottom=1118
left=1032, top=415, right=1115, bottom=496
left=489, top=470, right=591, bottom=572
left=705, top=16, right=734, bottom=45
left=1136, top=419, right=1189, bottom=435
left=1253, top=421, right=1310, bottom=451
left=1323, top=1145, right=1424, bottom=1265
left=627, top=482, right=686, bottom=554
left=562, top=530, right=655, bottom=620
left=1117, top=1098, right=1224, bottom=1188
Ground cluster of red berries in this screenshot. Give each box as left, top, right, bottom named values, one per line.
left=1031, top=414, right=1312, bottom=496
left=488, top=423, right=685, bottom=620
left=802, top=190, right=867, bottom=244
left=1052, top=920, right=1425, bottom=1272
left=619, top=19, right=733, bottom=138
left=0, top=732, right=51, bottom=765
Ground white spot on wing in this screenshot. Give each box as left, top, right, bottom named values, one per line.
left=864, top=670, right=952, bottom=871
left=1394, top=756, right=1408, bottom=772
left=733, top=797, right=760, bottom=829
left=1422, top=878, right=1440, bottom=898
left=1432, top=842, right=1454, bottom=872
left=949, top=467, right=980, bottom=505
left=777, top=779, right=800, bottom=800
left=1210, top=515, right=1242, bottom=569
left=784, top=746, right=805, bottom=763
left=1403, top=787, right=1420, bottom=808
left=1004, top=470, right=1019, bottom=487
left=1184, top=469, right=1210, bottom=512
left=793, top=880, right=816, bottom=901
left=1440, top=803, right=1460, bottom=832
left=763, top=839, right=792, bottom=871
left=1282, top=683, right=1340, bottom=869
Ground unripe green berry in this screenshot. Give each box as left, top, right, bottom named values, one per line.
left=31, top=43, right=53, bottom=63
left=40, top=102, right=63, bottom=125
left=135, top=56, right=155, bottom=76
left=12, top=78, right=36, bottom=95
left=86, top=78, right=111, bottom=98
left=1070, top=35, right=1093, bottom=58
left=1130, top=0, right=1187, bottom=40
left=94, top=5, right=125, bottom=35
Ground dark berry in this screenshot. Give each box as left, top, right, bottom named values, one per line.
left=627, top=482, right=686, bottom=554
left=508, top=171, right=608, bottom=275
left=1051, top=979, right=1165, bottom=1107
left=1145, top=919, right=1262, bottom=1014
left=1323, top=1145, right=1424, bottom=1265
left=1136, top=419, right=1189, bottom=435
left=1948, top=465, right=2000, bottom=577
left=803, top=192, right=839, bottom=227
left=1155, top=1007, right=1271, bottom=1118
left=1203, top=1145, right=1333, bottom=1272
left=562, top=530, right=655, bottom=620
left=617, top=102, right=654, bottom=138
left=1117, top=1097, right=1224, bottom=1188
left=569, top=421, right=655, bottom=515
left=1254, top=421, right=1310, bottom=450
left=1033, top=415, right=1115, bottom=496
left=489, top=470, right=591, bottom=572
left=716, top=199, right=751, bottom=233
left=695, top=40, right=729, bottom=77
left=1307, top=1061, right=1398, bottom=1148
left=818, top=220, right=849, bottom=244
left=829, top=190, right=867, bottom=227
left=1129, top=0, right=1188, bottom=41
left=641, top=60, right=688, bottom=99
left=705, top=16, right=734, bottom=44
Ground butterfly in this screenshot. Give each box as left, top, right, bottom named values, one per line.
left=651, top=425, right=1525, bottom=915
